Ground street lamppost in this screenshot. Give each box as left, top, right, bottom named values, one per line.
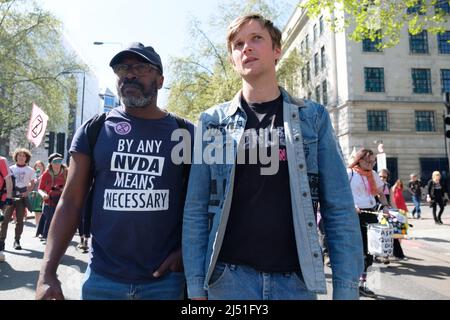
left=93, top=41, right=123, bottom=48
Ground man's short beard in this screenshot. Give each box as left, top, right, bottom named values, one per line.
left=121, top=96, right=153, bottom=108
left=119, top=80, right=158, bottom=109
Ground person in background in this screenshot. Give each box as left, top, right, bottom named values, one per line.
left=376, top=169, right=392, bottom=265
left=408, top=173, right=422, bottom=219
left=0, top=148, right=35, bottom=251
left=38, top=153, right=68, bottom=242
left=390, top=179, right=407, bottom=260
left=392, top=180, right=408, bottom=212
left=378, top=169, right=391, bottom=204
left=426, top=171, right=447, bottom=225
left=30, top=160, right=45, bottom=236
left=0, top=155, right=14, bottom=262
left=348, top=148, right=390, bottom=298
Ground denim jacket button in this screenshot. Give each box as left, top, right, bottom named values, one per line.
left=292, top=113, right=297, bottom=119
left=294, top=136, right=300, bottom=142
left=308, top=222, right=314, bottom=227
left=303, top=192, right=308, bottom=197
left=299, top=164, right=304, bottom=170
left=313, top=253, right=319, bottom=258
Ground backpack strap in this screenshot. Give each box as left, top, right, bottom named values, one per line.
left=86, top=112, right=108, bottom=153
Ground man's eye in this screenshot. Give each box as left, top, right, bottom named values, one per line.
left=115, top=65, right=127, bottom=72
left=135, top=64, right=146, bottom=72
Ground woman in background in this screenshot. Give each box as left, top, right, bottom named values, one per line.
left=30, top=160, right=45, bottom=237
left=426, top=171, right=447, bottom=225
left=38, top=153, right=68, bottom=242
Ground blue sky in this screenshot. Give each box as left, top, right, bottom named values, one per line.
left=39, top=0, right=299, bottom=106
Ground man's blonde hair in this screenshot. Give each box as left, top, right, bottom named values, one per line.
left=226, top=14, right=282, bottom=55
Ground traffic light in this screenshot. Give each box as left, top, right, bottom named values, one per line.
left=44, top=131, right=55, bottom=156
left=445, top=92, right=450, bottom=138
left=56, top=132, right=66, bottom=159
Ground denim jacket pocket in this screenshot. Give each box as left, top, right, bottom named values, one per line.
left=208, top=261, right=229, bottom=288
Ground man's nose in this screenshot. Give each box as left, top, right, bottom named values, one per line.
left=243, top=42, right=253, bottom=54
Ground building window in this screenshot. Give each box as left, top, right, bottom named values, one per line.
left=314, top=53, right=319, bottom=76
left=315, top=85, right=321, bottom=103
left=305, top=34, right=309, bottom=51
left=319, top=16, right=324, bottom=34
left=409, top=30, right=428, bottom=54
left=415, top=111, right=435, bottom=132
left=412, top=68, right=432, bottom=93
left=435, top=0, right=450, bottom=14
left=442, top=69, right=450, bottom=93
left=104, top=95, right=115, bottom=107
left=306, top=62, right=311, bottom=82
left=438, top=31, right=450, bottom=54
left=407, top=0, right=425, bottom=15
left=301, top=40, right=305, bottom=54
left=367, top=110, right=388, bottom=131
left=364, top=67, right=385, bottom=92
left=313, top=24, right=318, bottom=42
left=322, top=80, right=328, bottom=106
left=321, top=46, right=326, bottom=69
left=362, top=30, right=382, bottom=52
left=301, top=67, right=306, bottom=87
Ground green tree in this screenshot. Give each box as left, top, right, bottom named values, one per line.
left=0, top=0, right=84, bottom=145
left=277, top=48, right=304, bottom=95
left=302, top=0, right=450, bottom=49
left=167, top=0, right=292, bottom=122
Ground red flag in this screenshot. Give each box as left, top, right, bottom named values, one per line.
left=27, top=103, right=49, bottom=147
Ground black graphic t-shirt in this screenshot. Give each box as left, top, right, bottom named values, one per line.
left=219, top=94, right=300, bottom=272
left=408, top=180, right=422, bottom=197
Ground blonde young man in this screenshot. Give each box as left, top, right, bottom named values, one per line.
left=182, top=14, right=363, bottom=300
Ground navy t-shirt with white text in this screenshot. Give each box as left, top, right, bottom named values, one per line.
left=70, top=108, right=194, bottom=283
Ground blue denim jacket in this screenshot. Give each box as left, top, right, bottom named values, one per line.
left=182, top=88, right=363, bottom=300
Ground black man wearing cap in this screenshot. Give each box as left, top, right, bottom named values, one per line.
left=36, top=43, right=194, bottom=300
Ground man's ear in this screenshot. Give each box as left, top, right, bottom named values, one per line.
left=274, top=46, right=282, bottom=65
left=157, top=75, right=165, bottom=89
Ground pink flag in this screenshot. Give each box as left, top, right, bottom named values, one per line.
left=27, top=103, right=49, bottom=147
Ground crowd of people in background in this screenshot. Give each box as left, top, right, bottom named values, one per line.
left=0, top=149, right=82, bottom=262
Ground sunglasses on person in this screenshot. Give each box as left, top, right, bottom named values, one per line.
left=112, top=63, right=159, bottom=77
left=51, top=159, right=63, bottom=164
left=361, top=158, right=376, bottom=164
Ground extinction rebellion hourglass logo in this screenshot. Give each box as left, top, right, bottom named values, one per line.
left=27, top=104, right=49, bottom=147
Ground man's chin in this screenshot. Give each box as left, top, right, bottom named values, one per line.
left=121, top=96, right=153, bottom=108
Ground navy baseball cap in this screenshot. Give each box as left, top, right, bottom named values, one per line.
left=109, top=42, right=163, bottom=74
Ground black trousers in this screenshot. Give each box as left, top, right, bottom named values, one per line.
left=431, top=198, right=445, bottom=222
left=358, top=210, right=378, bottom=273
left=393, top=239, right=404, bottom=258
